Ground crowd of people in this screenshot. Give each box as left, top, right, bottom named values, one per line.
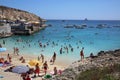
left=0, top=36, right=87, bottom=80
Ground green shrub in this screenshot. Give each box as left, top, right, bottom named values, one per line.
left=75, top=64, right=120, bottom=80
left=101, top=75, right=117, bottom=80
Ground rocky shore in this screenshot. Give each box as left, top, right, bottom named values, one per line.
left=50, top=49, right=120, bottom=80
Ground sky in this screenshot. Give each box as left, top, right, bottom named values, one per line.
left=0, top=0, right=120, bottom=20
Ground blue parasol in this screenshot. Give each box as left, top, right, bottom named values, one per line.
left=12, top=65, right=29, bottom=74
left=0, top=48, right=6, bottom=52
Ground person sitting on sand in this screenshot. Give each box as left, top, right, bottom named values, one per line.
left=19, top=56, right=24, bottom=61
left=21, top=58, right=25, bottom=63
left=21, top=73, right=27, bottom=80
left=0, top=58, right=4, bottom=63
left=19, top=56, right=25, bottom=63
left=43, top=61, right=48, bottom=75
left=90, top=53, right=97, bottom=59
left=4, top=66, right=15, bottom=72
left=25, top=74, right=31, bottom=80
left=4, top=60, right=10, bottom=64
left=80, top=47, right=84, bottom=61
left=58, top=69, right=62, bottom=75
left=34, top=63, right=40, bottom=77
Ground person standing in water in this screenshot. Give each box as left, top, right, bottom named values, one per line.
left=80, top=47, right=84, bottom=61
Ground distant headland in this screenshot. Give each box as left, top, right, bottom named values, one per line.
left=0, top=6, right=46, bottom=38
left=0, top=5, right=42, bottom=22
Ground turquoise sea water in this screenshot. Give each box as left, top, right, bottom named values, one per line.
left=0, top=20, right=120, bottom=63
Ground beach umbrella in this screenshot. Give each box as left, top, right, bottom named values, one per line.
left=0, top=48, right=6, bottom=52
left=28, top=59, right=42, bottom=66
left=0, top=48, right=6, bottom=57
left=12, top=65, right=29, bottom=74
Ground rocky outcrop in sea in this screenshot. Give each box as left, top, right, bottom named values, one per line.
left=50, top=49, right=120, bottom=80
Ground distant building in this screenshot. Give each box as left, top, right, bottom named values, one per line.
left=0, top=23, right=11, bottom=34
left=11, top=21, right=41, bottom=35
left=0, top=23, right=12, bottom=38
left=0, top=19, right=46, bottom=36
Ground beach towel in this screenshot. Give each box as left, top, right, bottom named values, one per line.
left=0, top=63, right=3, bottom=67
left=44, top=74, right=52, bottom=79
left=0, top=75, right=4, bottom=78
left=0, top=63, right=11, bottom=67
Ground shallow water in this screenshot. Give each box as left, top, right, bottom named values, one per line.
left=0, top=20, right=120, bottom=64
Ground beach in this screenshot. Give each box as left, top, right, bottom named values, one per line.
left=0, top=51, right=67, bottom=80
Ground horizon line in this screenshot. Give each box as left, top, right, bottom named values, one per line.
left=44, top=19, right=120, bottom=21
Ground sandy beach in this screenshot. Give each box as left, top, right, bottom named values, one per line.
left=0, top=51, right=67, bottom=80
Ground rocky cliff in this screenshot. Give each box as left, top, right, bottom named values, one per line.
left=0, top=5, right=41, bottom=22
left=50, top=49, right=120, bottom=80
